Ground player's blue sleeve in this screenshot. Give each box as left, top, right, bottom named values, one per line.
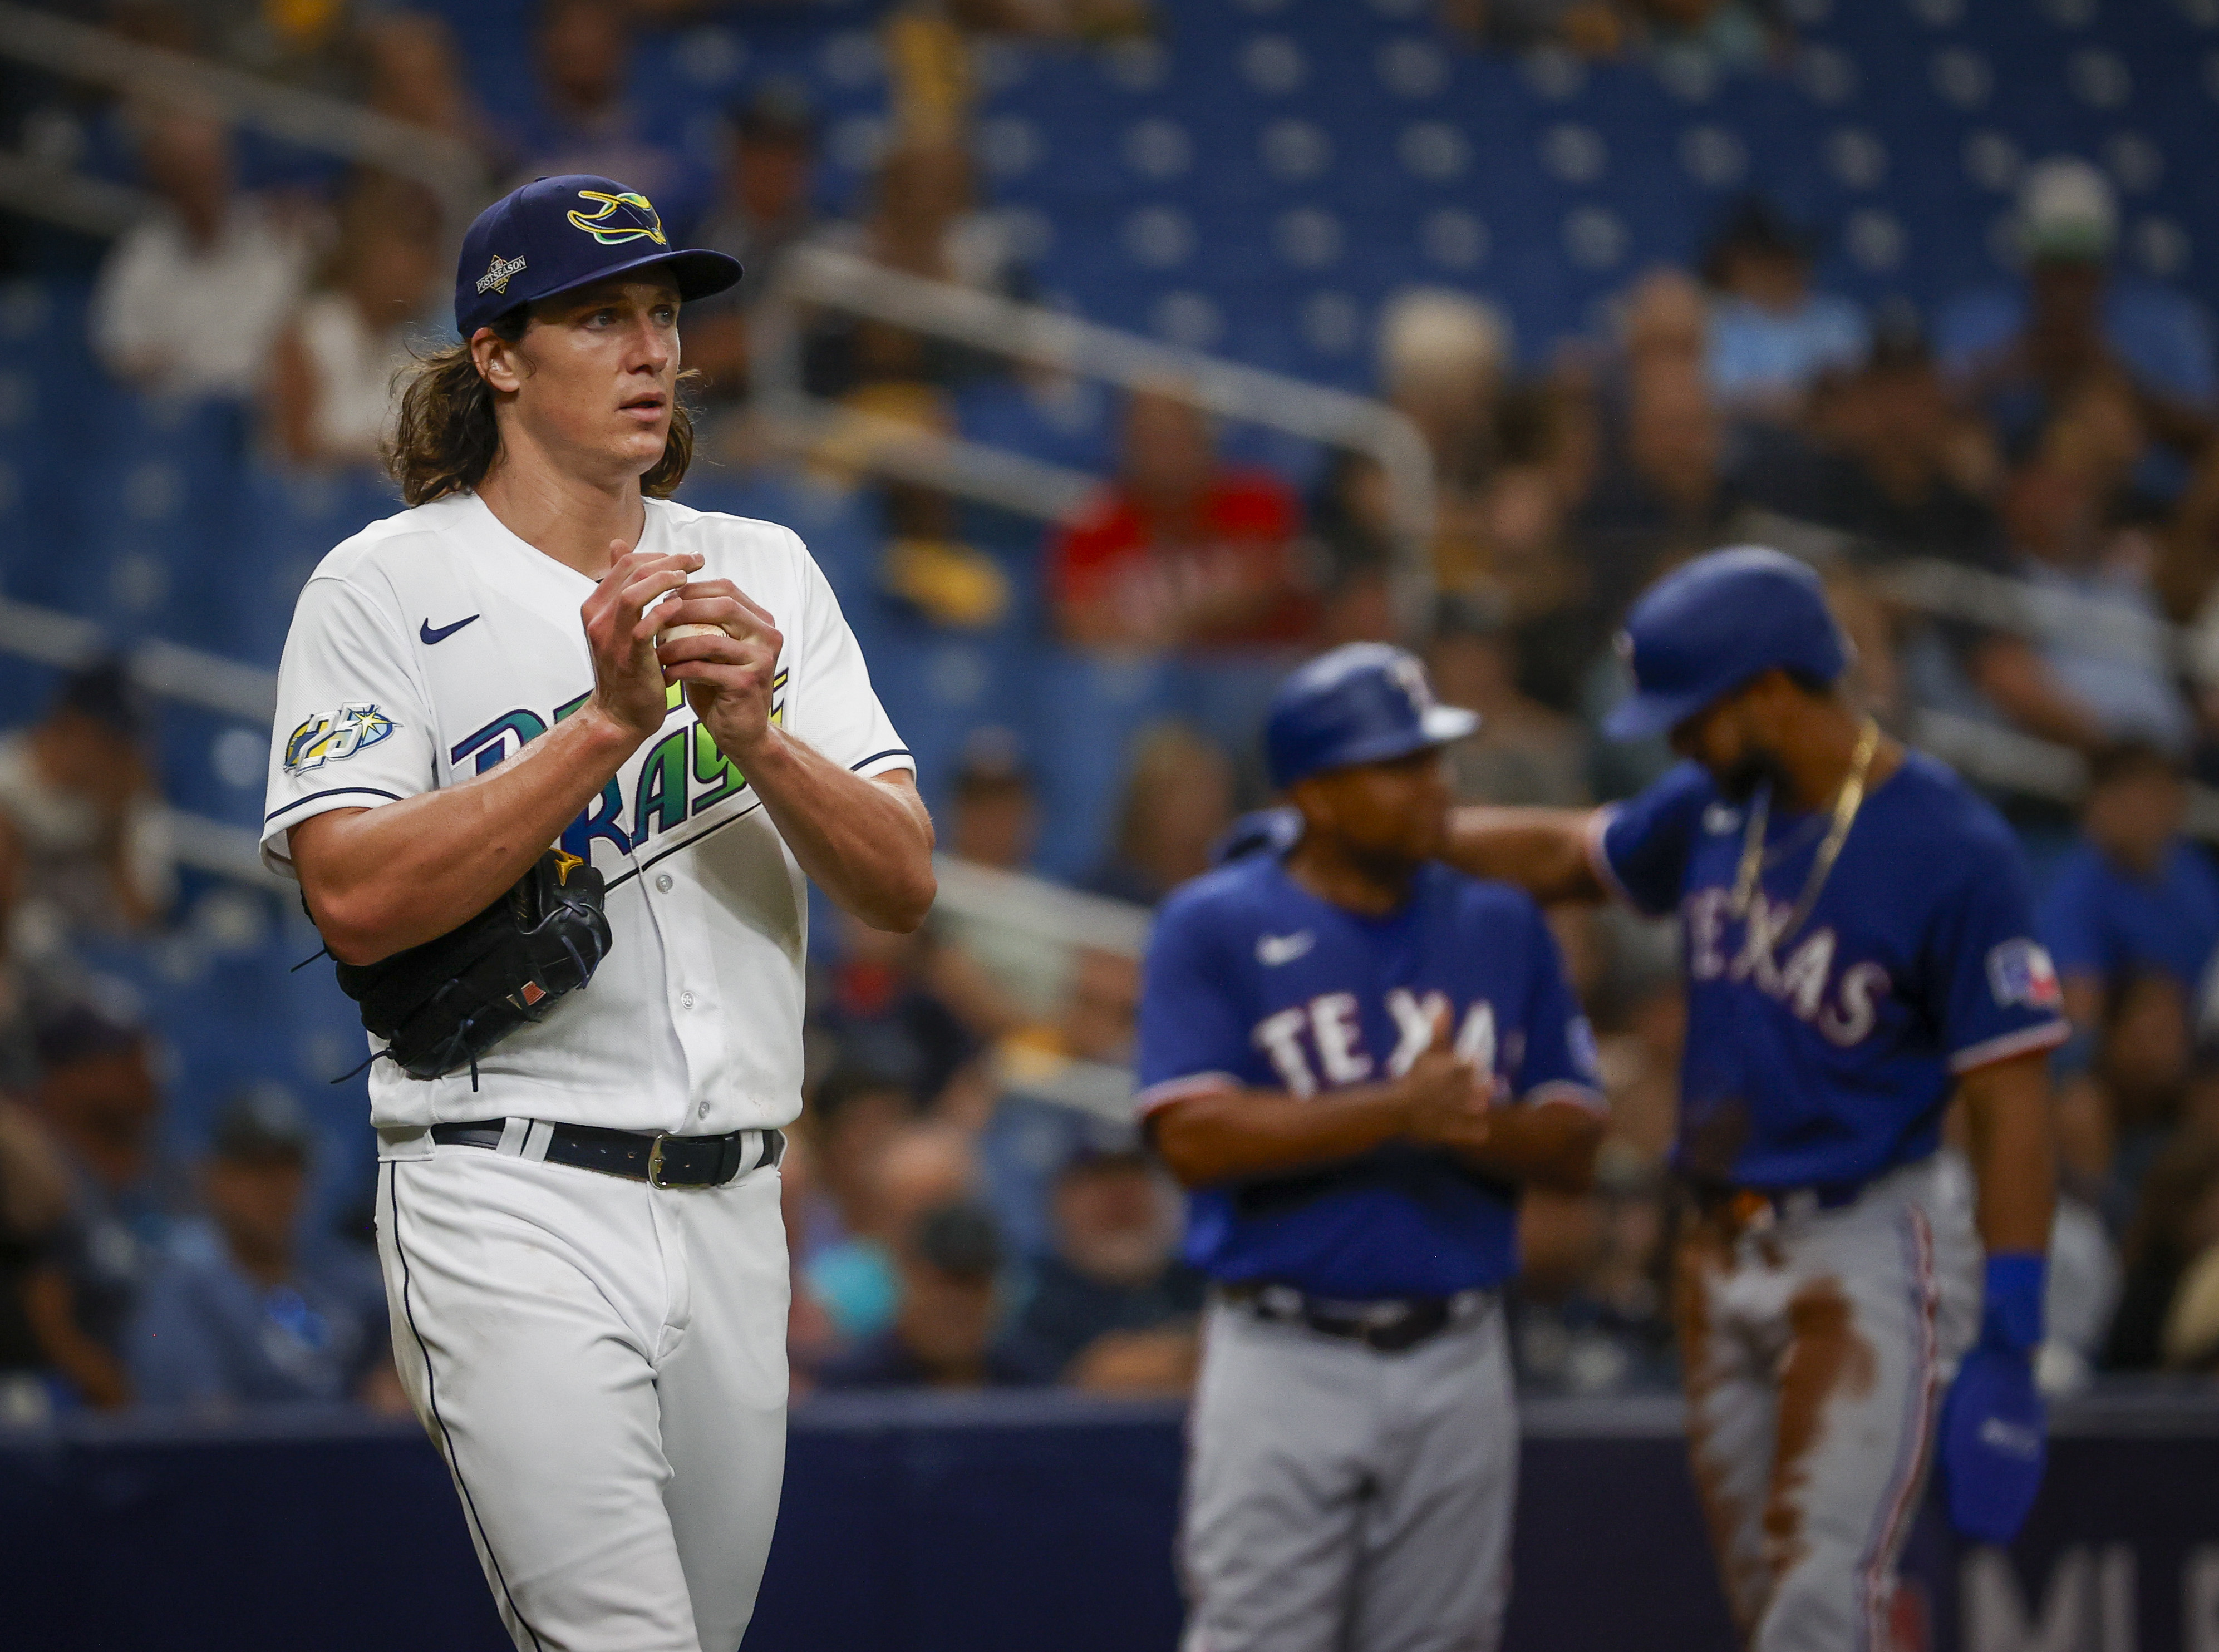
left=1511, top=900, right=1606, bottom=1112
left=1928, top=826, right=2073, bottom=1074
left=1135, top=890, right=1252, bottom=1114
left=2036, top=851, right=2112, bottom=984
left=1593, top=762, right=1713, bottom=918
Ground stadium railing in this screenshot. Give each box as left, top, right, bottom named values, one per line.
left=752, top=244, right=1441, bottom=628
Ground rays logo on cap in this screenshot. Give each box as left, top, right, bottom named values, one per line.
left=475, top=253, right=528, bottom=295
left=566, top=189, right=668, bottom=247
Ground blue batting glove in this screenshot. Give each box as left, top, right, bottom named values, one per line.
left=1940, top=1252, right=2049, bottom=1544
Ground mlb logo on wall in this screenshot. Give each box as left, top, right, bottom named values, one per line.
left=1986, top=939, right=2063, bottom=1010
left=285, top=703, right=397, bottom=775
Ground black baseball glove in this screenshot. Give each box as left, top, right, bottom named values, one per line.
left=331, top=848, right=613, bottom=1083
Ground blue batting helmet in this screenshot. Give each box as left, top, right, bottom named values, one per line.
left=1603, top=546, right=1848, bottom=741
left=1265, top=644, right=1479, bottom=791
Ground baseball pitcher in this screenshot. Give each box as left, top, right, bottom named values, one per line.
left=262, top=175, right=933, bottom=1652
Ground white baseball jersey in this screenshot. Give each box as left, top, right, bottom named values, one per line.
left=262, top=490, right=909, bottom=1141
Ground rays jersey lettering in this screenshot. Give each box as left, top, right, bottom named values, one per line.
left=1136, top=856, right=1601, bottom=1299
left=447, top=675, right=787, bottom=862
left=1596, top=756, right=2069, bottom=1190
left=257, top=491, right=910, bottom=1141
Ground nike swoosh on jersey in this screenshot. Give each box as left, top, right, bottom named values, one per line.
left=420, top=614, right=481, bottom=645
left=1256, top=931, right=1316, bottom=966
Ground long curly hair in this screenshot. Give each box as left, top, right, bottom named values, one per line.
left=384, top=312, right=695, bottom=506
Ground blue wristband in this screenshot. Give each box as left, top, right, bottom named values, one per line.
left=1982, top=1252, right=2046, bottom=1355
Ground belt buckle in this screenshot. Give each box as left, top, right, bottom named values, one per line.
left=646, top=1133, right=678, bottom=1189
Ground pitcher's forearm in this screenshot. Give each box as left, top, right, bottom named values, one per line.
left=293, top=707, right=643, bottom=963
left=1456, top=1101, right=1605, bottom=1194
left=735, top=733, right=934, bottom=932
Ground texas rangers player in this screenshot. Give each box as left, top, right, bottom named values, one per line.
left=261, top=175, right=933, bottom=1651
left=1137, top=643, right=1605, bottom=1652
left=1443, top=548, right=2061, bottom=1650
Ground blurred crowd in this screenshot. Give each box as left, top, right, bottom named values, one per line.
left=7, top=0, right=2219, bottom=1417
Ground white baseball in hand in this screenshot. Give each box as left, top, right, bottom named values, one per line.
left=660, top=622, right=725, bottom=642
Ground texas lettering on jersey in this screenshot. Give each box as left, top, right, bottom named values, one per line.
left=1681, top=891, right=1891, bottom=1048
left=447, top=673, right=788, bottom=862
left=1254, top=989, right=1513, bottom=1097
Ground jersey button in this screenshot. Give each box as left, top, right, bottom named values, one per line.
left=697, top=1101, right=710, bottom=1119
left=680, top=992, right=695, bottom=1009
left=656, top=874, right=673, bottom=892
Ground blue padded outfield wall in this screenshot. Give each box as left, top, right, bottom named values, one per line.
left=4, top=1392, right=2218, bottom=1651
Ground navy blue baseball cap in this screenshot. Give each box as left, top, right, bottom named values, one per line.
left=453, top=174, right=742, bottom=338
left=1603, top=545, right=1848, bottom=741
left=1265, top=644, right=1479, bottom=791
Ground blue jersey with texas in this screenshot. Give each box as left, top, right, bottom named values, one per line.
left=1596, top=752, right=2069, bottom=1190
left=1135, top=855, right=1602, bottom=1299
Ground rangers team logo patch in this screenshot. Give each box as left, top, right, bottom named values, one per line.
left=565, top=189, right=668, bottom=247
left=286, top=703, right=397, bottom=775
left=475, top=253, right=528, bottom=295
left=1986, top=939, right=2062, bottom=1010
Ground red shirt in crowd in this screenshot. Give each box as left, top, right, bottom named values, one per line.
left=1049, top=470, right=1313, bottom=650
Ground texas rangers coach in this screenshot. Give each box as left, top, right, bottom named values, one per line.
left=1139, top=644, right=1605, bottom=1652
left=260, top=175, right=933, bottom=1650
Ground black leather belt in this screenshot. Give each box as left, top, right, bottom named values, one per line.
left=1221, top=1282, right=1493, bottom=1354
left=430, top=1118, right=785, bottom=1189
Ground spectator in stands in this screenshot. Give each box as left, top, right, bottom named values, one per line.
left=810, top=911, right=984, bottom=1109
left=1575, top=270, right=1741, bottom=635
left=1735, top=314, right=2001, bottom=564
left=266, top=175, right=441, bottom=469
left=1049, top=389, right=1311, bottom=652
left=1938, top=158, right=2215, bottom=471
left=124, top=1089, right=398, bottom=1411
left=515, top=0, right=701, bottom=235
left=2043, top=743, right=2219, bottom=1036
left=0, top=1080, right=72, bottom=1411
left=1081, top=723, right=1234, bottom=908
left=1373, top=289, right=1511, bottom=593
left=946, top=729, right=1037, bottom=874
left=19, top=993, right=186, bottom=1409
left=1701, top=197, right=1867, bottom=420
left=0, top=662, right=175, bottom=936
left=1986, top=432, right=2192, bottom=755
left=360, top=11, right=503, bottom=176
left=998, top=1134, right=1202, bottom=1393
left=804, top=1121, right=977, bottom=1347
left=1426, top=591, right=1589, bottom=808
left=2107, top=1124, right=2219, bottom=1370
left=686, top=83, right=823, bottom=406
left=90, top=103, right=313, bottom=400
left=817, top=1199, right=1035, bottom=1389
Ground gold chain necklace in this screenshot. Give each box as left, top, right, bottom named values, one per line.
left=1727, top=718, right=1882, bottom=952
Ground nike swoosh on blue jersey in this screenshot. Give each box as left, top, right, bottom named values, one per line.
left=420, top=614, right=481, bottom=645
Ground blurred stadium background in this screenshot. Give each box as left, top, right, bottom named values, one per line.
left=4, top=0, right=2219, bottom=1647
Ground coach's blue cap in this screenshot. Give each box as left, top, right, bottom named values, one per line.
left=453, top=175, right=742, bottom=338
left=1265, top=644, right=1479, bottom=791
left=1603, top=545, right=1848, bottom=741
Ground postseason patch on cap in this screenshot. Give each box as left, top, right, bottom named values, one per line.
left=1986, top=939, right=2063, bottom=1010
left=476, top=254, right=527, bottom=295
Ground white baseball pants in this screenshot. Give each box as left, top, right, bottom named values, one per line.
left=1675, top=1156, right=1980, bottom=1652
left=1179, top=1296, right=1518, bottom=1652
left=375, top=1141, right=790, bottom=1652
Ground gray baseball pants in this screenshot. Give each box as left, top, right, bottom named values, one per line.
left=1178, top=1295, right=1518, bottom=1652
